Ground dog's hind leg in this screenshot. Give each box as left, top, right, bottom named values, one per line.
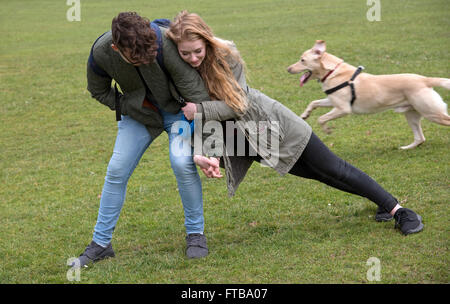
left=408, top=88, right=450, bottom=126
left=400, top=109, right=425, bottom=150
left=301, top=98, right=333, bottom=120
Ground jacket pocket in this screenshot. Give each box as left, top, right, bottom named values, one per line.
left=122, top=89, right=163, bottom=127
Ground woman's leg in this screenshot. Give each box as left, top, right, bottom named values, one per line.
left=93, top=115, right=153, bottom=247
left=288, top=132, right=423, bottom=235
left=288, top=132, right=399, bottom=213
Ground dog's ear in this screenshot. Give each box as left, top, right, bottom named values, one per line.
left=313, top=40, right=326, bottom=56
left=320, top=53, right=338, bottom=70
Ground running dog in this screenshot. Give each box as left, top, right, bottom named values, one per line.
left=287, top=40, right=450, bottom=149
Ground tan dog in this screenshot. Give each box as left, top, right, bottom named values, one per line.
left=287, top=40, right=450, bottom=149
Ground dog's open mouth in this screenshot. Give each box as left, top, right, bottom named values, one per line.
left=300, top=70, right=312, bottom=87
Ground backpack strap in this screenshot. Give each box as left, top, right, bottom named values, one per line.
left=150, top=22, right=166, bottom=73
left=150, top=20, right=186, bottom=106
left=114, top=83, right=121, bottom=121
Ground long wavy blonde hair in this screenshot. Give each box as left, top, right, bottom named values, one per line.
left=166, top=11, right=247, bottom=114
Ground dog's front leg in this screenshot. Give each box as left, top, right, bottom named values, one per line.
left=301, top=98, right=333, bottom=119
left=317, top=106, right=351, bottom=134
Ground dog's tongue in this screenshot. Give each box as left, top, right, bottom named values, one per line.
left=300, top=73, right=308, bottom=87
left=300, top=71, right=310, bottom=87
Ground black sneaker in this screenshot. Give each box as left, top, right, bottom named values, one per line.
left=186, top=233, right=208, bottom=259
left=375, top=206, right=393, bottom=222
left=394, top=208, right=424, bottom=235
left=70, top=241, right=115, bottom=268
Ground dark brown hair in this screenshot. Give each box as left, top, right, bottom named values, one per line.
left=111, top=12, right=157, bottom=65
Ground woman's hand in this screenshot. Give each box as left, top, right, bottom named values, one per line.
left=193, top=155, right=222, bottom=178
left=181, top=102, right=197, bottom=120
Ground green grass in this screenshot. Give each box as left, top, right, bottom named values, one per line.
left=0, top=0, right=448, bottom=284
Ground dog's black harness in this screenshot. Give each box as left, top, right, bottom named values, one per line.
left=324, top=66, right=364, bottom=105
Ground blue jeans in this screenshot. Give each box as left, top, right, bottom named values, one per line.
left=92, top=110, right=203, bottom=247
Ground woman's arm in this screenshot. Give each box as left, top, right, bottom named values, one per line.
left=182, top=101, right=238, bottom=121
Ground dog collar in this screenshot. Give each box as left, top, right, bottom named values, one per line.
left=321, top=62, right=342, bottom=82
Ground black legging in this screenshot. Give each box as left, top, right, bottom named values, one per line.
left=287, top=133, right=398, bottom=212
left=222, top=120, right=398, bottom=212
left=244, top=132, right=397, bottom=213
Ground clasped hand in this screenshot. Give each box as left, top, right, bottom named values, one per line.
left=181, top=102, right=196, bottom=120
left=193, top=155, right=223, bottom=178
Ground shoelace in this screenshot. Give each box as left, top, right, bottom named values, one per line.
left=395, top=209, right=414, bottom=227
left=81, top=242, right=105, bottom=259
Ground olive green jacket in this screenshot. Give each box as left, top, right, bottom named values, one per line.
left=196, top=42, right=312, bottom=197
left=87, top=27, right=210, bottom=139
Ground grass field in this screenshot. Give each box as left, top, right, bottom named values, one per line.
left=0, top=0, right=448, bottom=284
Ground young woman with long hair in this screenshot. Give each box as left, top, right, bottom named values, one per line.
left=166, top=11, right=424, bottom=236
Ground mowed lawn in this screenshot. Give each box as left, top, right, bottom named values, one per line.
left=0, top=0, right=448, bottom=284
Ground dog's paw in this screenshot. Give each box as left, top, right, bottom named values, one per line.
left=322, top=126, right=333, bottom=134
left=400, top=144, right=415, bottom=150
left=399, top=140, right=424, bottom=150
left=301, top=112, right=310, bottom=120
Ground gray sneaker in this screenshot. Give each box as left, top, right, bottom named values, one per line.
left=375, top=206, right=393, bottom=222
left=186, top=233, right=208, bottom=259
left=394, top=208, right=424, bottom=235
left=70, top=241, right=115, bottom=268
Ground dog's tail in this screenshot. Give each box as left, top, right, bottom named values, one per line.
left=426, top=77, right=450, bottom=90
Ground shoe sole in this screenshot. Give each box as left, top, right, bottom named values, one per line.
left=70, top=250, right=115, bottom=268
left=375, top=215, right=393, bottom=222
left=402, top=215, right=424, bottom=236
left=186, top=253, right=208, bottom=259
left=186, top=249, right=208, bottom=259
